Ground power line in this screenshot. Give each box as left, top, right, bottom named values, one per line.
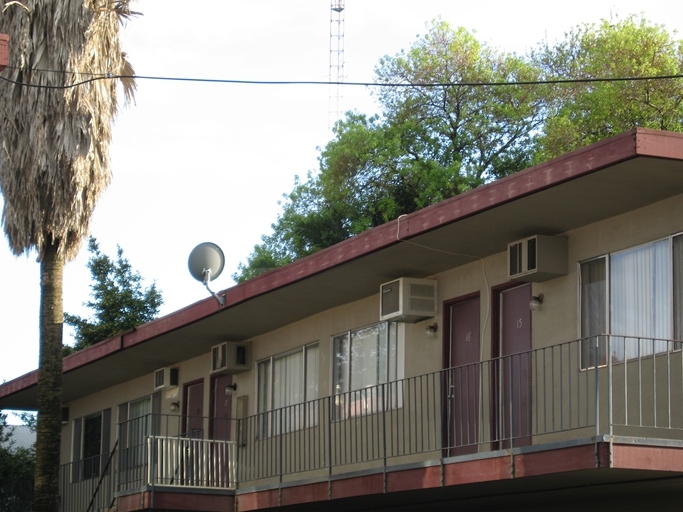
left=1, top=68, right=683, bottom=90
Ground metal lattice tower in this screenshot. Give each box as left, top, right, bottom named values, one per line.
left=329, top=0, right=345, bottom=131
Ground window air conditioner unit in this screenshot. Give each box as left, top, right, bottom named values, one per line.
left=380, top=277, right=437, bottom=323
left=153, top=367, right=179, bottom=391
left=508, top=235, right=568, bottom=282
left=211, top=342, right=252, bottom=374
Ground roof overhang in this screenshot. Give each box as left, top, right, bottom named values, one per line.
left=2, top=128, right=683, bottom=410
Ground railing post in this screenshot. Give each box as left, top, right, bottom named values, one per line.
left=235, top=417, right=241, bottom=488
left=509, top=355, right=514, bottom=449
left=594, top=336, right=600, bottom=439
left=278, top=408, right=283, bottom=489
left=607, top=335, right=613, bottom=439
left=327, top=395, right=333, bottom=481
left=381, top=382, right=387, bottom=472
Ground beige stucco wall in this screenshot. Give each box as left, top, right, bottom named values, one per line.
left=62, top=192, right=683, bottom=464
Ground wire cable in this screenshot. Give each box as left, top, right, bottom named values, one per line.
left=1, top=66, right=683, bottom=90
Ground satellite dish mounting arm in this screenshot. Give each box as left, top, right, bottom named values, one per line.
left=202, top=268, right=225, bottom=306
left=189, top=242, right=227, bottom=308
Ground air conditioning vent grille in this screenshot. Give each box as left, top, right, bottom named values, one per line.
left=379, top=277, right=437, bottom=322
left=154, top=369, right=164, bottom=389
left=211, top=342, right=252, bottom=374
left=154, top=367, right=179, bottom=390
left=527, top=237, right=537, bottom=271
left=410, top=297, right=435, bottom=312
left=409, top=283, right=435, bottom=298
left=381, top=280, right=400, bottom=318
left=212, top=343, right=227, bottom=372
left=509, top=241, right=522, bottom=276
left=507, top=235, right=567, bottom=282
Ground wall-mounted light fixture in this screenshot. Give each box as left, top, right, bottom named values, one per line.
left=530, top=293, right=544, bottom=311
left=425, top=322, right=438, bottom=337
left=225, top=383, right=237, bottom=395
left=170, top=401, right=180, bottom=413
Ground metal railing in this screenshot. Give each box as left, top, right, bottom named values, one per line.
left=237, top=335, right=683, bottom=482
left=147, top=435, right=236, bottom=488
left=117, top=412, right=237, bottom=493
left=45, top=335, right=683, bottom=509
left=58, top=452, right=116, bottom=512
left=0, top=475, right=33, bottom=512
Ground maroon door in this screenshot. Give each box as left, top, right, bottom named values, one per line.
left=444, top=296, right=480, bottom=456
left=210, top=374, right=233, bottom=486
left=498, top=284, right=532, bottom=448
left=211, top=374, right=233, bottom=441
left=184, top=380, right=204, bottom=438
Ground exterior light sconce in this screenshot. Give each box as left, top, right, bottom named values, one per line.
left=425, top=323, right=438, bottom=337
left=225, top=383, right=237, bottom=395
left=170, top=401, right=180, bottom=413
left=530, top=294, right=544, bottom=311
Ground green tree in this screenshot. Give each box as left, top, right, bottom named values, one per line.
left=0, top=3, right=135, bottom=510
left=532, top=15, right=683, bottom=160
left=64, top=237, right=163, bottom=353
left=234, top=21, right=547, bottom=282
left=0, top=412, right=36, bottom=511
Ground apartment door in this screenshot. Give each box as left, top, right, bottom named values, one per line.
left=211, top=374, right=233, bottom=441
left=210, top=374, right=234, bottom=486
left=443, top=295, right=480, bottom=456
left=184, top=380, right=204, bottom=438
left=496, top=283, right=532, bottom=448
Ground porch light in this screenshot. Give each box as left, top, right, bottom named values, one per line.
left=425, top=322, right=438, bottom=337
left=530, top=294, right=544, bottom=311
left=170, top=401, right=180, bottom=413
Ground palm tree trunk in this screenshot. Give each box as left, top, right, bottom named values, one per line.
left=34, top=239, right=64, bottom=512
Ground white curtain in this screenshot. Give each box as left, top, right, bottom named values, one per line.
left=258, top=345, right=319, bottom=434
left=272, top=351, right=303, bottom=410
left=305, top=344, right=319, bottom=402
left=611, top=240, right=671, bottom=359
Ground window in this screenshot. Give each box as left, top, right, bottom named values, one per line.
left=333, top=322, right=400, bottom=417
left=72, top=409, right=111, bottom=481
left=257, top=343, right=319, bottom=434
left=118, top=394, right=159, bottom=470
left=581, top=233, right=683, bottom=368
left=580, top=257, right=607, bottom=368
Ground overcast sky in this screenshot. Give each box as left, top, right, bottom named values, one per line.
left=2, top=1, right=682, bottom=389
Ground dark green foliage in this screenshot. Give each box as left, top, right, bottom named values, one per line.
left=0, top=412, right=36, bottom=512
left=234, top=22, right=546, bottom=284
left=234, top=16, right=683, bottom=283
left=64, top=237, right=163, bottom=352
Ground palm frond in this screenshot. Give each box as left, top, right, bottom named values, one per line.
left=0, top=0, right=138, bottom=261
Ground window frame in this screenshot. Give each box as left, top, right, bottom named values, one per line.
left=256, top=342, right=319, bottom=436
left=580, top=232, right=683, bottom=369
left=117, top=393, right=160, bottom=470
left=71, top=408, right=111, bottom=482
left=332, top=321, right=403, bottom=418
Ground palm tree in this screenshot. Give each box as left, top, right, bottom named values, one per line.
left=0, top=2, right=135, bottom=510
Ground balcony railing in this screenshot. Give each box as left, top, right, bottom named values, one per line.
left=117, top=413, right=237, bottom=493
left=238, top=335, right=683, bottom=482
left=147, top=435, right=236, bottom=488
left=47, top=335, right=683, bottom=510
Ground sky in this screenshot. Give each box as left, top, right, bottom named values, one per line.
left=1, top=0, right=683, bottom=390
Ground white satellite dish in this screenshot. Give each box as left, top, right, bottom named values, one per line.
left=188, top=242, right=226, bottom=306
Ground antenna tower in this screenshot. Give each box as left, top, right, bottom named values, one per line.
left=329, top=0, right=345, bottom=131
